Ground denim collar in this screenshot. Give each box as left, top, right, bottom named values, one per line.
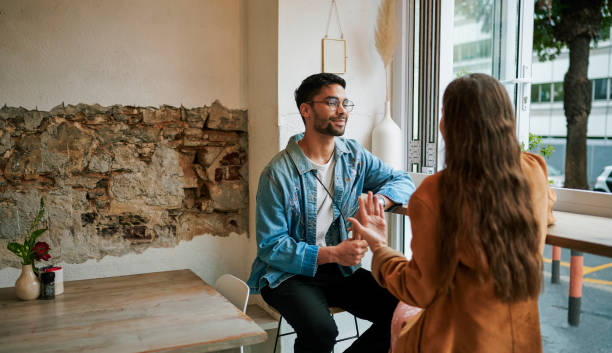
left=286, top=133, right=350, bottom=175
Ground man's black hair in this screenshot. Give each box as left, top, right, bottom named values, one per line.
left=294, top=73, right=346, bottom=123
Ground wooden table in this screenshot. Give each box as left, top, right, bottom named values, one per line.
left=0, top=270, right=267, bottom=352
left=545, top=211, right=612, bottom=257
left=391, top=208, right=612, bottom=256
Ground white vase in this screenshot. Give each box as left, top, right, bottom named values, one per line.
left=372, top=100, right=403, bottom=169
left=15, top=264, right=40, bottom=300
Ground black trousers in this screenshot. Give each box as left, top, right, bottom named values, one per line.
left=261, top=264, right=398, bottom=353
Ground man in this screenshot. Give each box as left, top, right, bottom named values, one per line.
left=246, top=73, right=415, bottom=353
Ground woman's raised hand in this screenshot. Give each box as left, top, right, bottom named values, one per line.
left=348, top=191, right=388, bottom=252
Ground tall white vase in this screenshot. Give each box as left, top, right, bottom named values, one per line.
left=372, top=100, right=403, bottom=169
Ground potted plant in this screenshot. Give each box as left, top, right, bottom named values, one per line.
left=7, top=198, right=52, bottom=300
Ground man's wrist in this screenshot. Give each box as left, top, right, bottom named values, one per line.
left=375, top=194, right=390, bottom=210
left=317, top=246, right=336, bottom=265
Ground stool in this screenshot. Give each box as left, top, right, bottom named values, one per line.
left=272, top=306, right=360, bottom=353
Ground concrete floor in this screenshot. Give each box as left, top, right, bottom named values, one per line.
left=539, top=246, right=612, bottom=353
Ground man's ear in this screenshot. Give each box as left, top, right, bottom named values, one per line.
left=299, top=103, right=311, bottom=120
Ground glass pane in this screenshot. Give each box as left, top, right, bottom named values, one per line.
left=531, top=84, right=540, bottom=103
left=453, top=0, right=520, bottom=108
left=553, top=82, right=564, bottom=102
left=453, top=2, right=494, bottom=76
left=593, top=78, right=608, bottom=100
left=539, top=83, right=551, bottom=102
left=531, top=8, right=612, bottom=192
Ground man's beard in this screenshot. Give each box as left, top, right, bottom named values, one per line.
left=313, top=113, right=347, bottom=136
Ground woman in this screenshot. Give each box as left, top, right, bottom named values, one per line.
left=348, top=73, right=556, bottom=353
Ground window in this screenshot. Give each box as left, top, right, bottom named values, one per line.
left=593, top=78, right=608, bottom=100
left=553, top=82, right=564, bottom=102
left=453, top=39, right=493, bottom=62
left=539, top=83, right=551, bottom=102
left=531, top=83, right=562, bottom=103
left=396, top=3, right=612, bottom=350
left=447, top=0, right=533, bottom=145
left=404, top=2, right=612, bottom=191
left=396, top=0, right=534, bottom=255
left=398, top=0, right=612, bottom=240
left=531, top=84, right=540, bottom=103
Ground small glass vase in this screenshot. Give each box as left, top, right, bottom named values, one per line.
left=15, top=264, right=40, bottom=300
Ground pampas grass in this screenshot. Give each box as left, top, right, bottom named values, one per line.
left=375, top=0, right=398, bottom=102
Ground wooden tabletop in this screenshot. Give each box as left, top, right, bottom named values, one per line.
left=546, top=211, right=612, bottom=258
left=0, top=270, right=267, bottom=353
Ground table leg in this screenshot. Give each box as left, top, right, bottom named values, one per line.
left=551, top=246, right=561, bottom=284
left=568, top=250, right=583, bottom=326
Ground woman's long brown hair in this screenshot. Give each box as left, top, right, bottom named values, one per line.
left=439, top=73, right=541, bottom=302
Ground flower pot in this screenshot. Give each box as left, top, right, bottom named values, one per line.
left=15, top=264, right=40, bottom=300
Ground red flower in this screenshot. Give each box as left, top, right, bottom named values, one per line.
left=33, top=242, right=51, bottom=261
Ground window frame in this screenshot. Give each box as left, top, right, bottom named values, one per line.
left=393, top=0, right=612, bottom=255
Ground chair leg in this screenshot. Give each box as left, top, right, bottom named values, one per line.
left=330, top=312, right=360, bottom=352
left=273, top=316, right=282, bottom=353
left=273, top=313, right=360, bottom=352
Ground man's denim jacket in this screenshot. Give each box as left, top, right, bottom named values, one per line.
left=246, top=133, right=415, bottom=294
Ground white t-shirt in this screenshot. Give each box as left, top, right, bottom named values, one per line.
left=309, top=154, right=336, bottom=247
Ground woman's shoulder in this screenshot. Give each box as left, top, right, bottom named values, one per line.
left=410, top=172, right=443, bottom=211
left=520, top=152, right=549, bottom=182
left=417, top=172, right=443, bottom=192
left=521, top=151, right=547, bottom=169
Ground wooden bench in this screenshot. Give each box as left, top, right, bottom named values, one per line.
left=247, top=304, right=278, bottom=331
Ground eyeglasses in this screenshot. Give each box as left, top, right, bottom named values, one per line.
left=308, top=97, right=355, bottom=112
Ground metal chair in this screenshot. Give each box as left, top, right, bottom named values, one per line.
left=215, top=274, right=250, bottom=353
left=273, top=306, right=360, bottom=353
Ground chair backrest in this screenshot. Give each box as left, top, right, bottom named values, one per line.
left=215, top=274, right=249, bottom=313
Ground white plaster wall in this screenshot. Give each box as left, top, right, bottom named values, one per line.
left=0, top=0, right=249, bottom=288
left=0, top=0, right=247, bottom=110
left=0, top=233, right=249, bottom=288
left=278, top=0, right=387, bottom=150
left=246, top=0, right=279, bottom=279
left=1, top=0, right=392, bottom=293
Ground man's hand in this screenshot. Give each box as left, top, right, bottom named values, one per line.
left=348, top=192, right=388, bottom=252
left=317, top=238, right=368, bottom=266
left=334, top=238, right=368, bottom=266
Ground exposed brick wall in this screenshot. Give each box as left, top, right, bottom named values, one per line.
left=0, top=101, right=248, bottom=267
